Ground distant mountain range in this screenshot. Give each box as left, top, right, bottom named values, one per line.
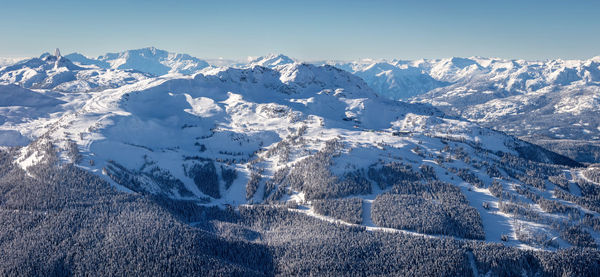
left=331, top=56, right=600, bottom=162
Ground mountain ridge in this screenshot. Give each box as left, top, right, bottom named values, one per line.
left=3, top=49, right=599, bottom=163
left=66, top=47, right=210, bottom=76
left=0, top=49, right=598, bottom=252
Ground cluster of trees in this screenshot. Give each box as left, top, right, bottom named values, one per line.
left=264, top=168, right=291, bottom=202
left=488, top=180, right=505, bottom=198
left=259, top=139, right=372, bottom=200
left=221, top=165, right=237, bottom=189
left=246, top=170, right=262, bottom=200
left=184, top=161, right=220, bottom=198
left=237, top=205, right=472, bottom=276
left=65, top=139, right=81, bottom=163
left=515, top=224, right=557, bottom=248
left=455, top=168, right=485, bottom=188
left=261, top=125, right=307, bottom=166
left=0, top=151, right=272, bottom=276
left=559, top=225, right=597, bottom=248
left=581, top=213, right=600, bottom=233
left=535, top=139, right=600, bottom=164
left=262, top=140, right=291, bottom=165
left=147, top=166, right=196, bottom=197
left=449, top=145, right=468, bottom=161
left=512, top=141, right=582, bottom=167
left=367, top=161, right=422, bottom=189
left=312, top=198, right=363, bottom=224
left=469, top=242, right=600, bottom=276
left=237, top=205, right=600, bottom=276
left=514, top=185, right=579, bottom=215
left=263, top=167, right=288, bottom=201
left=548, top=174, right=570, bottom=191
left=576, top=178, right=600, bottom=200
left=485, top=164, right=503, bottom=178
left=105, top=160, right=195, bottom=198
left=499, top=153, right=565, bottom=182
left=498, top=201, right=544, bottom=223
left=583, top=168, right=600, bottom=183
left=501, top=186, right=598, bottom=248
left=420, top=164, right=437, bottom=180
left=247, top=126, right=309, bottom=202
left=538, top=198, right=579, bottom=215
left=555, top=188, right=600, bottom=214
left=489, top=150, right=600, bottom=247
left=2, top=145, right=600, bottom=276
left=515, top=173, right=546, bottom=190
left=372, top=181, right=485, bottom=239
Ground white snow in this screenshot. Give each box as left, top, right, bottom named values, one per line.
left=1, top=50, right=599, bottom=251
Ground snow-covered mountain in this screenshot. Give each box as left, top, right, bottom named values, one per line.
left=332, top=60, right=449, bottom=99
left=330, top=56, right=600, bottom=100
left=0, top=52, right=151, bottom=92
left=318, top=56, right=600, bottom=163
left=65, top=47, right=210, bottom=76
left=243, top=55, right=459, bottom=99
left=411, top=57, right=600, bottom=162
left=0, top=52, right=83, bottom=88
left=247, top=53, right=295, bottom=68
left=0, top=84, right=65, bottom=146
left=4, top=51, right=597, bottom=251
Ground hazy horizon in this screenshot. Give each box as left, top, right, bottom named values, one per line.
left=1, top=0, right=599, bottom=61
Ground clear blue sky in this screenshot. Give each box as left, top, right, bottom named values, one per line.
left=1, top=0, right=598, bottom=60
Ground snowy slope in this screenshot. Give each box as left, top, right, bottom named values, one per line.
left=320, top=56, right=600, bottom=162
left=1, top=50, right=599, bottom=250
left=409, top=57, right=600, bottom=162
left=0, top=84, right=63, bottom=107
left=7, top=56, right=595, bottom=250
left=332, top=60, right=449, bottom=99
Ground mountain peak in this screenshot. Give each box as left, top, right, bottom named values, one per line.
left=133, top=46, right=166, bottom=56
left=94, top=48, right=209, bottom=76
left=248, top=53, right=295, bottom=68
left=447, top=57, right=479, bottom=68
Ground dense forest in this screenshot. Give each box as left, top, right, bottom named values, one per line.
left=1, top=147, right=600, bottom=276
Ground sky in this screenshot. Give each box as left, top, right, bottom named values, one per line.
left=0, top=0, right=598, bottom=61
